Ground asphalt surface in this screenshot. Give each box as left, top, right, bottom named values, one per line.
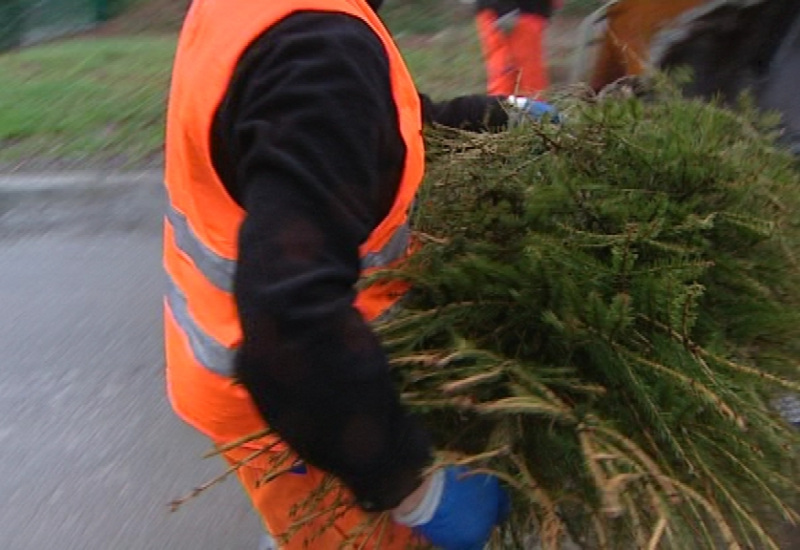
left=1, top=171, right=797, bottom=550
left=0, top=172, right=261, bottom=550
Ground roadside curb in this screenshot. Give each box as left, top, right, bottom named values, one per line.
left=0, top=170, right=163, bottom=193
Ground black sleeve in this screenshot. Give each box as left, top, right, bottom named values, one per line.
left=211, top=12, right=432, bottom=511
left=476, top=0, right=554, bottom=18
left=420, top=93, right=510, bottom=131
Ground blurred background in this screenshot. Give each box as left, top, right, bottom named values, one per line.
left=0, top=0, right=600, bottom=172
left=4, top=2, right=797, bottom=550
left=0, top=2, right=598, bottom=550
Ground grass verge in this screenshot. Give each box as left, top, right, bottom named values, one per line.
left=0, top=0, right=585, bottom=170
left=0, top=24, right=483, bottom=169
left=0, top=35, right=175, bottom=169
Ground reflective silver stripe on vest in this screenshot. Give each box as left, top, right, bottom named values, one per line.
left=370, top=296, right=406, bottom=325
left=360, top=222, right=411, bottom=270
left=166, top=202, right=408, bottom=376
left=166, top=204, right=236, bottom=292
left=166, top=276, right=237, bottom=376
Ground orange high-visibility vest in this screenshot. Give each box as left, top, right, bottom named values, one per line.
left=163, top=0, right=425, bottom=445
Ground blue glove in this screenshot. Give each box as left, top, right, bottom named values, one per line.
left=507, top=96, right=561, bottom=124
left=394, top=466, right=510, bottom=550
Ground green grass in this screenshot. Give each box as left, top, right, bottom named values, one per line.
left=382, top=0, right=458, bottom=35
left=395, top=24, right=486, bottom=98
left=0, top=35, right=175, bottom=167
left=0, top=21, right=486, bottom=168
left=0, top=0, right=588, bottom=168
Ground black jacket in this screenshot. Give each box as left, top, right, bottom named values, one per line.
left=209, top=11, right=509, bottom=511
left=476, top=0, right=555, bottom=18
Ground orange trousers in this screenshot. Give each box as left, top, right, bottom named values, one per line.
left=476, top=10, right=549, bottom=96
left=222, top=444, right=421, bottom=549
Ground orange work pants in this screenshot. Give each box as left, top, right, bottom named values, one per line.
left=476, top=10, right=549, bottom=96
left=222, top=444, right=420, bottom=549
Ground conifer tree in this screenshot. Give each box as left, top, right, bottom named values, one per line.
left=179, top=82, right=800, bottom=550
left=371, top=82, right=800, bottom=549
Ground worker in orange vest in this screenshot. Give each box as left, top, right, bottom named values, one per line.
left=163, top=0, right=554, bottom=548
left=475, top=0, right=561, bottom=96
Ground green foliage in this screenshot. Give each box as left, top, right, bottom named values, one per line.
left=374, top=83, right=800, bottom=549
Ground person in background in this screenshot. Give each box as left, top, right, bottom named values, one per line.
left=475, top=0, right=561, bottom=96
left=163, top=0, right=554, bottom=548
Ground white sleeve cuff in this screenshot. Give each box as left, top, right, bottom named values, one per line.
left=506, top=95, right=530, bottom=109
left=391, top=468, right=445, bottom=527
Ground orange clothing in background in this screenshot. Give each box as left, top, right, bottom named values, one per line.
left=476, top=10, right=549, bottom=96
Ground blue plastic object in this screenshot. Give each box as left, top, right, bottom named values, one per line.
left=524, top=99, right=561, bottom=123
left=414, top=466, right=510, bottom=550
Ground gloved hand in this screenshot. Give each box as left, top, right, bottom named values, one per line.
left=507, top=95, right=561, bottom=124
left=393, top=465, right=510, bottom=550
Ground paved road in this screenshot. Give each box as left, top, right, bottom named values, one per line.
left=1, top=172, right=797, bottom=550
left=0, top=173, right=260, bottom=550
